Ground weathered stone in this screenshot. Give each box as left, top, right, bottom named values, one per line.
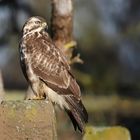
left=0, top=100, right=57, bottom=140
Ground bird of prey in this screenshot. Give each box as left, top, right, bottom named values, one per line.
left=19, top=16, right=88, bottom=133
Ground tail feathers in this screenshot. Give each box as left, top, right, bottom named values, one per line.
left=65, top=96, right=88, bottom=133
left=77, top=100, right=88, bottom=123
left=65, top=108, right=84, bottom=132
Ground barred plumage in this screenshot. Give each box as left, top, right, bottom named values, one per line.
left=19, top=16, right=88, bottom=133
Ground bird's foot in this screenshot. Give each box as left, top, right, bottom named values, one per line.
left=26, top=95, right=45, bottom=100
left=32, top=96, right=45, bottom=100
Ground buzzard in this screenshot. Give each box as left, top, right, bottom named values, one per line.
left=19, top=16, right=88, bottom=133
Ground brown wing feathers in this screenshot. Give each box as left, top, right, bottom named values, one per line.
left=27, top=33, right=88, bottom=133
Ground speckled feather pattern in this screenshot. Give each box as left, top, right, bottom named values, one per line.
left=19, top=16, right=88, bottom=133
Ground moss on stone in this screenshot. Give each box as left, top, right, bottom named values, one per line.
left=83, top=126, right=131, bottom=140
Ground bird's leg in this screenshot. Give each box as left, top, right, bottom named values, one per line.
left=25, top=86, right=45, bottom=100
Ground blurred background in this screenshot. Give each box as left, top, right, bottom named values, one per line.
left=0, top=0, right=140, bottom=140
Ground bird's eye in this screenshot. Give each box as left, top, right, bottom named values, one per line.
left=35, top=21, right=40, bottom=24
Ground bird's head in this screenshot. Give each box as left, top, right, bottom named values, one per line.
left=22, top=16, right=48, bottom=35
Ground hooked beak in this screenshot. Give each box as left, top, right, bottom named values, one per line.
left=42, top=22, right=48, bottom=29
